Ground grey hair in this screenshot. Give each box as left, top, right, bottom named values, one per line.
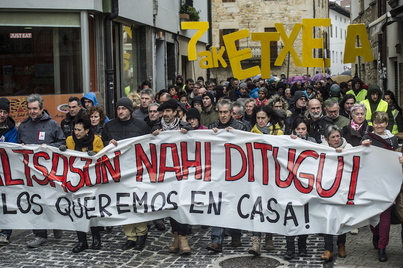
left=350, top=103, right=366, bottom=115
left=325, top=99, right=339, bottom=108
left=148, top=102, right=160, bottom=110
left=232, top=102, right=245, bottom=116
left=217, top=99, right=233, bottom=112
left=26, top=94, right=44, bottom=109
left=140, top=88, right=155, bottom=99
left=324, top=125, right=341, bottom=139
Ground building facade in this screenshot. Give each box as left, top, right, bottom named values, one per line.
left=329, top=2, right=351, bottom=75
left=350, top=0, right=403, bottom=104
left=0, top=0, right=209, bottom=118
left=209, top=0, right=329, bottom=82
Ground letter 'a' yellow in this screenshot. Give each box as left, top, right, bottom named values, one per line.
left=344, top=24, right=374, bottom=63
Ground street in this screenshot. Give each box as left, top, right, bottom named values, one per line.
left=1, top=222, right=402, bottom=268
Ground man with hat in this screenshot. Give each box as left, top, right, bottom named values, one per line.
left=191, top=96, right=202, bottom=112
left=346, top=77, right=367, bottom=102
left=152, top=98, right=193, bottom=255
left=285, top=91, right=308, bottom=134
left=200, top=91, right=218, bottom=127
left=0, top=98, right=17, bottom=246
left=326, top=84, right=342, bottom=103
left=102, top=97, right=151, bottom=250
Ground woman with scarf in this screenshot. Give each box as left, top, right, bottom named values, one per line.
left=65, top=116, right=104, bottom=253
left=248, top=105, right=283, bottom=256
left=361, top=111, right=402, bottom=262
left=283, top=116, right=316, bottom=260
left=342, top=103, right=373, bottom=147
left=320, top=125, right=353, bottom=261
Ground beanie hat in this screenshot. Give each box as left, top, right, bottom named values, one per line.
left=186, top=108, right=201, bottom=121
left=0, top=98, right=10, bottom=113
left=202, top=91, right=215, bottom=104
left=116, top=97, right=134, bottom=113
left=239, top=82, right=247, bottom=88
left=293, top=91, right=307, bottom=101
left=330, top=84, right=341, bottom=97
left=191, top=96, right=203, bottom=107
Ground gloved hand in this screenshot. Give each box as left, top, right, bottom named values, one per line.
left=87, top=150, right=95, bottom=156
left=59, top=145, right=67, bottom=151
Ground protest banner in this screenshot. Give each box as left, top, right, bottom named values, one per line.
left=0, top=130, right=401, bottom=235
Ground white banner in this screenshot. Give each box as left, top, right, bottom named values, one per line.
left=0, top=130, right=401, bottom=235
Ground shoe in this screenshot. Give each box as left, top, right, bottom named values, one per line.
left=91, top=236, right=101, bottom=250
left=206, top=242, right=222, bottom=252
left=248, top=236, right=261, bottom=256
left=321, top=250, right=333, bottom=261
left=265, top=233, right=274, bottom=250
left=133, top=234, right=147, bottom=250
left=350, top=228, right=359, bottom=235
left=378, top=248, right=387, bottom=262
left=299, top=247, right=307, bottom=257
left=122, top=240, right=136, bottom=250
left=169, top=232, right=179, bottom=253
left=0, top=234, right=9, bottom=246
left=337, top=243, right=347, bottom=258
left=53, top=229, right=63, bottom=239
left=179, top=235, right=191, bottom=255
left=284, top=249, right=295, bottom=260
left=27, top=236, right=48, bottom=248
left=153, top=219, right=166, bottom=231
left=230, top=235, right=241, bottom=247
left=372, top=235, right=379, bottom=250
left=72, top=242, right=88, bottom=253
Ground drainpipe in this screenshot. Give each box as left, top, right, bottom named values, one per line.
left=105, top=0, right=119, bottom=119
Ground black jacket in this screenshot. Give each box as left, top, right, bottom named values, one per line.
left=307, top=115, right=333, bottom=143
left=102, top=116, right=151, bottom=145
left=61, top=108, right=86, bottom=138
left=208, top=118, right=247, bottom=131
left=341, top=121, right=373, bottom=147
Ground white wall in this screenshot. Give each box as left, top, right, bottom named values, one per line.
left=329, top=8, right=351, bottom=75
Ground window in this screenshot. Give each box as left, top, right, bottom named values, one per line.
left=335, top=26, right=337, bottom=38
left=265, top=27, right=278, bottom=60
left=330, top=24, right=333, bottom=38
left=220, top=29, right=238, bottom=58
left=341, top=52, right=343, bottom=63
left=340, top=28, right=342, bottom=39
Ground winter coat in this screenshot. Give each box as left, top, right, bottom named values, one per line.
left=81, top=92, right=99, bottom=107
left=208, top=118, right=247, bottom=131
left=66, top=135, right=104, bottom=153
left=0, top=117, right=17, bottom=143
left=60, top=108, right=86, bottom=138
left=341, top=121, right=373, bottom=147
left=18, top=110, right=65, bottom=147
left=102, top=116, right=151, bottom=145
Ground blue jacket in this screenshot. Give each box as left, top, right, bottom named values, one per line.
left=0, top=117, right=17, bottom=143
left=81, top=92, right=99, bottom=107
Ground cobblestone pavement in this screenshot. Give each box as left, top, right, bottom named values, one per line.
left=1, top=222, right=402, bottom=268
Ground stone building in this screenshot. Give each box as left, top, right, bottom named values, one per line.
left=209, top=0, right=329, bottom=82
left=350, top=0, right=403, bottom=104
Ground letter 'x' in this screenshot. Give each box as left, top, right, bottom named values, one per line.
left=274, top=23, right=302, bottom=67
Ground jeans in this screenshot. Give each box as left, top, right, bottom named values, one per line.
left=211, top=227, right=241, bottom=244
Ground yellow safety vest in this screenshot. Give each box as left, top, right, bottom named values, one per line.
left=346, top=89, right=367, bottom=102
left=361, top=99, right=388, bottom=126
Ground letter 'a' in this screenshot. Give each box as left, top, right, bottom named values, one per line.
left=343, top=24, right=374, bottom=63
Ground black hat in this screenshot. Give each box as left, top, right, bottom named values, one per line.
left=116, top=97, right=134, bottom=113
left=202, top=91, right=215, bottom=104
left=186, top=108, right=201, bottom=121
left=157, top=98, right=179, bottom=111
left=0, top=98, right=10, bottom=113
left=293, top=91, right=307, bottom=101
left=191, top=96, right=203, bottom=107
left=178, top=102, right=188, bottom=113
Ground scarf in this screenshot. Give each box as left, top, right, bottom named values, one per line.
left=161, top=117, right=181, bottom=131
left=72, top=128, right=95, bottom=151
left=256, top=122, right=273, bottom=134
left=350, top=120, right=362, bottom=131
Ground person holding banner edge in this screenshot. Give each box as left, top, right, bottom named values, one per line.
left=63, top=116, right=104, bottom=253
left=18, top=93, right=66, bottom=248
left=0, top=98, right=18, bottom=246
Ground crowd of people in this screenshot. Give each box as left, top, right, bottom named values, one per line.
left=0, top=73, right=403, bottom=263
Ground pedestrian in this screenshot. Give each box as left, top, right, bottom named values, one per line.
left=200, top=91, right=218, bottom=127
left=361, top=111, right=401, bottom=262
left=0, top=98, right=17, bottom=246
left=321, top=125, right=352, bottom=261
left=341, top=103, right=373, bottom=147
left=346, top=77, right=367, bottom=102
left=132, top=88, right=155, bottom=121
left=61, top=96, right=86, bottom=138
left=87, top=106, right=107, bottom=136
left=18, top=93, right=65, bottom=248
left=383, top=90, right=403, bottom=134
left=324, top=99, right=350, bottom=129
left=102, top=97, right=151, bottom=250
left=306, top=99, right=333, bottom=143
left=339, top=94, right=356, bottom=119
left=63, top=116, right=104, bottom=253
left=152, top=99, right=193, bottom=255
left=206, top=99, right=247, bottom=253
left=186, top=108, right=207, bottom=129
